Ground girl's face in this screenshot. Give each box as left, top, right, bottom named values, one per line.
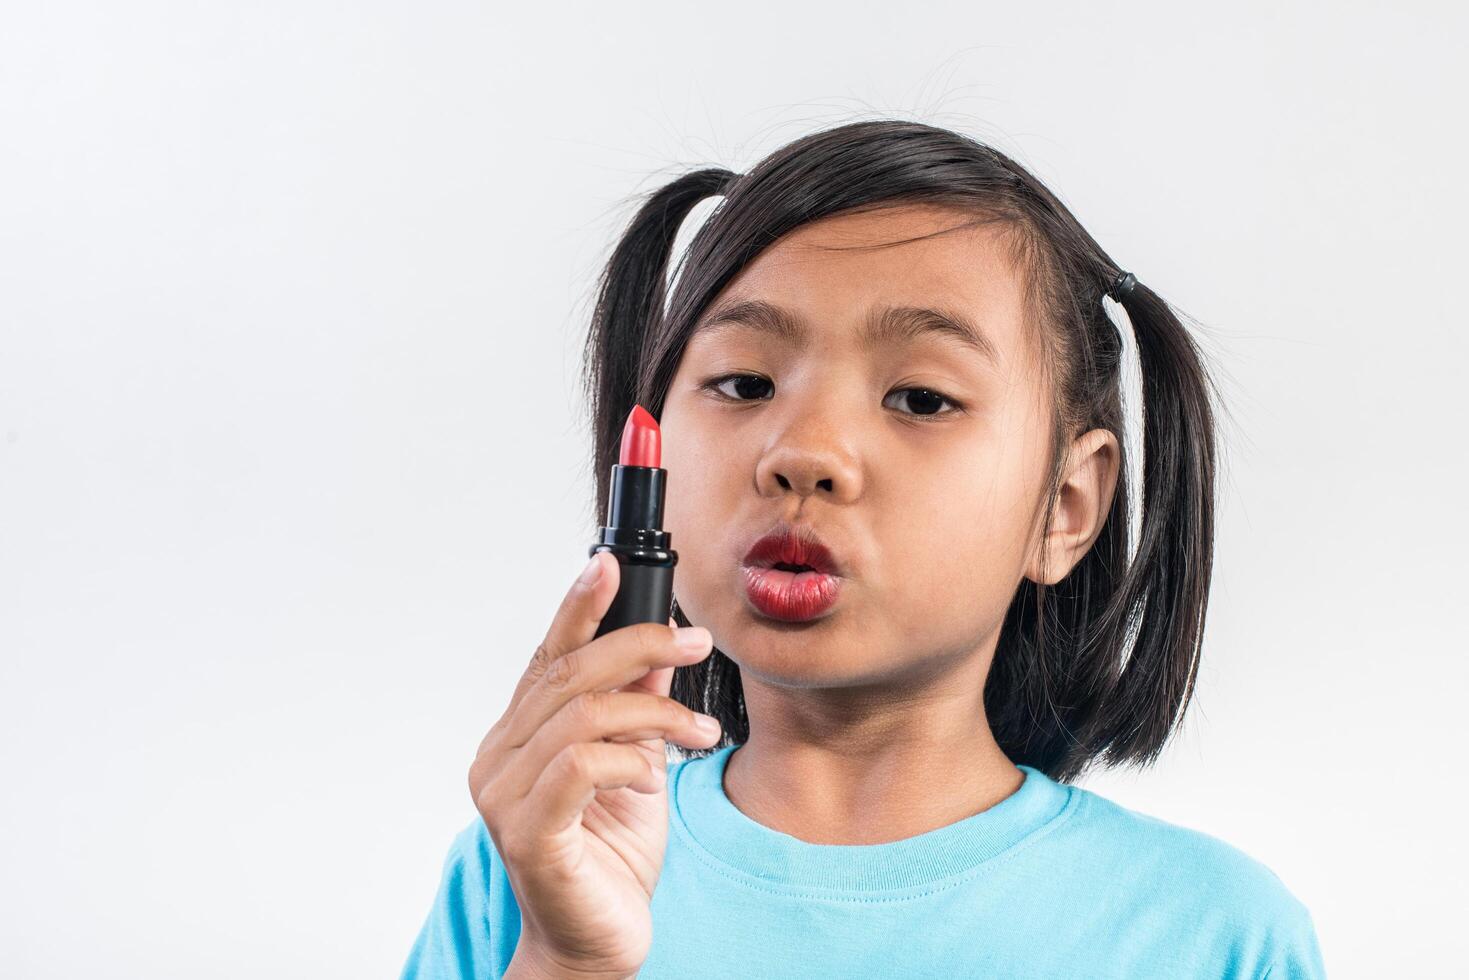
left=659, top=203, right=1114, bottom=691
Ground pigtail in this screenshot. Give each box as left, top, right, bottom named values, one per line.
left=989, top=273, right=1220, bottom=782
left=580, top=168, right=736, bottom=527
left=578, top=166, right=750, bottom=749
left=1089, top=279, right=1217, bottom=767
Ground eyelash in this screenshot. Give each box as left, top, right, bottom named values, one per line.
left=698, top=373, right=966, bottom=422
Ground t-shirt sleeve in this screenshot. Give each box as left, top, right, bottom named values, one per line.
left=399, top=818, right=503, bottom=980
left=1260, top=898, right=1328, bottom=979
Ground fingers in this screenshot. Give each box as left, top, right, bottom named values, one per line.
left=502, top=688, right=720, bottom=799
left=608, top=617, right=681, bottom=702
left=517, top=741, right=665, bottom=838
left=477, top=556, right=720, bottom=821
left=612, top=615, right=683, bottom=701
left=502, top=620, right=713, bottom=749
left=508, top=552, right=621, bottom=712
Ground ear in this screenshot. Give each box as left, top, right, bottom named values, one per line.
left=1024, top=428, right=1121, bottom=586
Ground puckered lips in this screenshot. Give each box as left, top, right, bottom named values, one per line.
left=739, top=523, right=845, bottom=622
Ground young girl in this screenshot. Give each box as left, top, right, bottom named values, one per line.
left=401, top=119, right=1325, bottom=979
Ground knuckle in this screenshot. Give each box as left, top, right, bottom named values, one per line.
left=529, top=641, right=556, bottom=677
left=542, top=649, right=580, bottom=692
left=467, top=751, right=489, bottom=795
left=476, top=720, right=502, bottom=755
left=496, top=826, right=524, bottom=864
left=558, top=741, right=592, bottom=779
left=571, top=689, right=607, bottom=727
left=474, top=783, right=502, bottom=832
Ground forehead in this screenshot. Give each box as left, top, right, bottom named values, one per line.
left=692, top=204, right=1030, bottom=361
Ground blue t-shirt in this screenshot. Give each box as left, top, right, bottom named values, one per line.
left=401, top=744, right=1325, bottom=979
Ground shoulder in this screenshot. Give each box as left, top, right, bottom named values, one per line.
left=399, top=816, right=512, bottom=979
left=446, top=815, right=525, bottom=938
left=418, top=812, right=512, bottom=920
left=1059, top=783, right=1325, bottom=974
left=1070, top=784, right=1303, bottom=904
left=441, top=812, right=510, bottom=897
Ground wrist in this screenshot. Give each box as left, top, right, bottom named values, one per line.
left=507, top=939, right=638, bottom=980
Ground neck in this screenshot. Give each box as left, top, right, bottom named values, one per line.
left=721, top=649, right=1024, bottom=846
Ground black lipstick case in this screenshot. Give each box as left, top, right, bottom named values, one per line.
left=589, top=463, right=678, bottom=637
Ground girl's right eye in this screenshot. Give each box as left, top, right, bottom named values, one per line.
left=700, top=373, right=773, bottom=401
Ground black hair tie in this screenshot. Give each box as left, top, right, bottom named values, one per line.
left=1109, top=271, right=1137, bottom=302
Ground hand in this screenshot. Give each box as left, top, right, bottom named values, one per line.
left=468, top=551, right=721, bottom=979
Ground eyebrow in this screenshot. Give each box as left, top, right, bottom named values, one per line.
left=692, top=298, right=1000, bottom=363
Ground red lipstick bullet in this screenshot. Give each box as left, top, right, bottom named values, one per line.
left=590, top=405, right=679, bottom=637
left=618, top=404, right=662, bottom=467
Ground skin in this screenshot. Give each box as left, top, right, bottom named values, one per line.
left=657, top=203, right=1120, bottom=845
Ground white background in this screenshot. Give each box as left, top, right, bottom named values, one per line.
left=2, top=2, right=1464, bottom=977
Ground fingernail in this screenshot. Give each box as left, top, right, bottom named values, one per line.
left=578, top=554, right=604, bottom=586
left=674, top=626, right=711, bottom=652
left=695, top=713, right=721, bottom=734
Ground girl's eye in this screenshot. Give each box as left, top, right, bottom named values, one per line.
left=702, top=373, right=774, bottom=402
left=698, top=373, right=963, bottom=421
left=883, top=387, right=963, bottom=419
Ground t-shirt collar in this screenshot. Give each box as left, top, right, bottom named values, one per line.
left=670, top=743, right=1074, bottom=895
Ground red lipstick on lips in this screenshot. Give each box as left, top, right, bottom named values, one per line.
left=590, top=405, right=679, bottom=638
left=741, top=524, right=844, bottom=623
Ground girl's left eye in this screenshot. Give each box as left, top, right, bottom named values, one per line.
left=884, top=387, right=963, bottom=419
left=699, top=373, right=964, bottom=421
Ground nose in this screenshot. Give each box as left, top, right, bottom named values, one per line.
left=753, top=411, right=864, bottom=505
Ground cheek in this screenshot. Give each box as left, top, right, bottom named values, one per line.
left=658, top=440, right=738, bottom=619
left=659, top=439, right=721, bottom=542
left=873, top=443, right=1037, bottom=624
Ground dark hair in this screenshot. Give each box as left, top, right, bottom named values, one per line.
left=579, top=119, right=1218, bottom=783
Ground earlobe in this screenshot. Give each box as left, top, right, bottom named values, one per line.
left=1024, top=428, right=1121, bottom=586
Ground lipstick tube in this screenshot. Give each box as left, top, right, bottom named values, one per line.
left=589, top=405, right=678, bottom=638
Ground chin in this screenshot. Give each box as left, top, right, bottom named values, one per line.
left=721, top=615, right=863, bottom=675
